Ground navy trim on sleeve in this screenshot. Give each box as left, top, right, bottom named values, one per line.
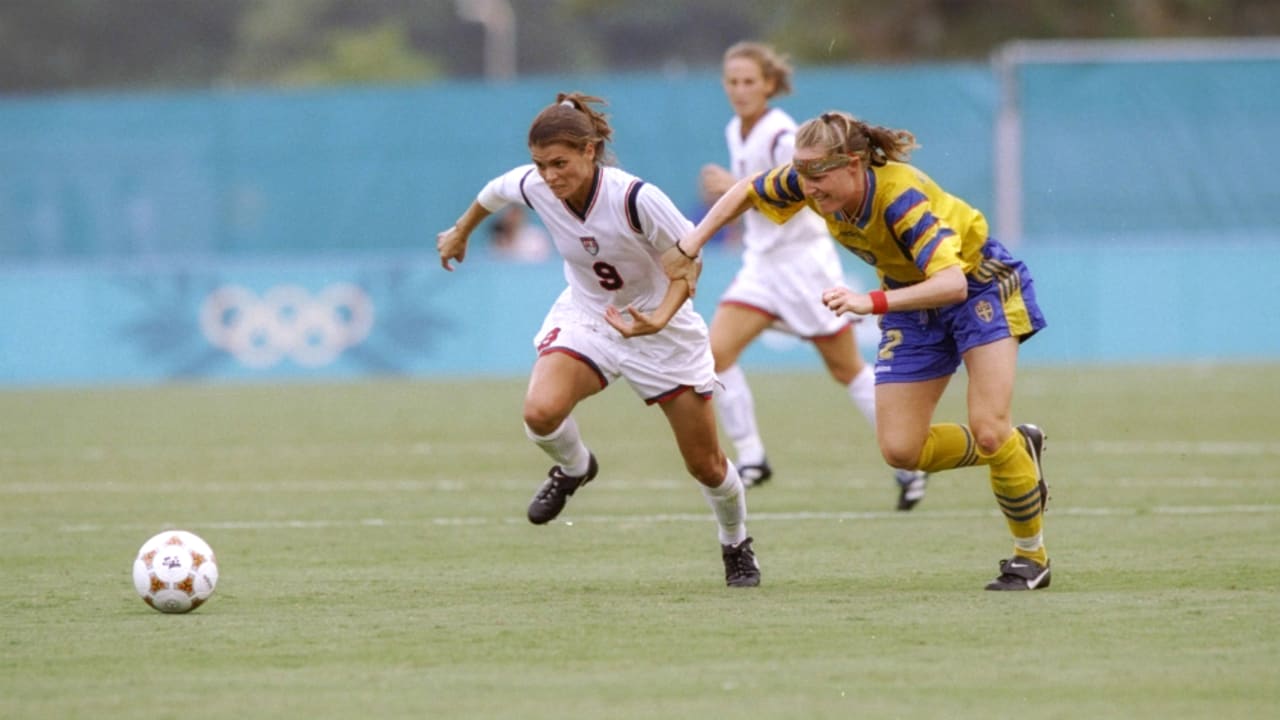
left=625, top=180, right=646, bottom=233
left=518, top=167, right=537, bottom=209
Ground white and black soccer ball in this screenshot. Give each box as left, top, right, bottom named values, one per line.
left=132, top=530, right=219, bottom=613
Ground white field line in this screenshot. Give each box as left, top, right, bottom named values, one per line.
left=1063, top=440, right=1280, bottom=456
left=2, top=472, right=1277, bottom=495
left=34, top=503, right=1280, bottom=534
left=2, top=439, right=1280, bottom=464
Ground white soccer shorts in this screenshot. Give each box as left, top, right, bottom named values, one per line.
left=533, top=289, right=717, bottom=404
left=720, top=239, right=857, bottom=339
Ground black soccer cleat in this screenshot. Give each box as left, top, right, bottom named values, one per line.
left=894, top=469, right=929, bottom=511
left=738, top=460, right=773, bottom=488
left=1016, top=423, right=1049, bottom=513
left=527, top=453, right=598, bottom=525
left=984, top=556, right=1051, bottom=591
left=721, top=536, right=761, bottom=588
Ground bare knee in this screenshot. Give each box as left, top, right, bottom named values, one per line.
left=970, top=419, right=1012, bottom=456
left=821, top=353, right=862, bottom=386
left=711, top=342, right=741, bottom=373
left=879, top=439, right=923, bottom=471
left=522, top=399, right=567, bottom=437
left=827, top=363, right=857, bottom=386
left=688, top=450, right=729, bottom=488
left=816, top=331, right=864, bottom=386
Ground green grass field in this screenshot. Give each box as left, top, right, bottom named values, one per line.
left=2, top=365, right=1278, bottom=719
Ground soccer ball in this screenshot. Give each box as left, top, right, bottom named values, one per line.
left=132, top=530, right=219, bottom=613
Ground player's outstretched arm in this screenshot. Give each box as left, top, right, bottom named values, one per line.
left=604, top=271, right=697, bottom=339
left=437, top=201, right=492, bottom=271
left=661, top=177, right=754, bottom=291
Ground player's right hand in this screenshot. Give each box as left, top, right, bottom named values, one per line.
left=437, top=225, right=467, bottom=271
left=699, top=164, right=735, bottom=197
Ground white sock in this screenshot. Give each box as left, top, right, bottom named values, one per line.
left=523, top=416, right=591, bottom=476
left=701, top=461, right=748, bottom=546
left=714, top=364, right=765, bottom=466
left=847, top=364, right=878, bottom=428
left=1014, top=532, right=1045, bottom=554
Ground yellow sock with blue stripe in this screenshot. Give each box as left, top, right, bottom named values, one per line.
left=913, top=423, right=981, bottom=472
left=915, top=424, right=1047, bottom=565
left=982, top=430, right=1047, bottom=566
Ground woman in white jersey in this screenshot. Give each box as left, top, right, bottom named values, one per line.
left=700, top=42, right=927, bottom=509
left=436, top=92, right=760, bottom=587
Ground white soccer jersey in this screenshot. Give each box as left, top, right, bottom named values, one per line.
left=477, top=164, right=714, bottom=401
left=725, top=107, right=831, bottom=257
left=478, top=164, right=693, bottom=317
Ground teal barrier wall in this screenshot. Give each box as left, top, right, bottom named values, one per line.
left=2, top=58, right=1277, bottom=387
left=0, top=66, right=992, bottom=260
left=1018, top=58, right=1280, bottom=239
left=3, top=241, right=1277, bottom=387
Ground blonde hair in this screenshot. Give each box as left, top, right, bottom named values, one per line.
left=795, top=110, right=919, bottom=167
left=723, top=41, right=794, bottom=98
left=527, top=92, right=616, bottom=166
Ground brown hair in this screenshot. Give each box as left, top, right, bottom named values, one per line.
left=795, top=110, right=919, bottom=167
left=527, top=92, right=616, bottom=166
left=723, top=41, right=794, bottom=98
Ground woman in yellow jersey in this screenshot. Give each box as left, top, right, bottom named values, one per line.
left=700, top=42, right=928, bottom=510
left=663, top=110, right=1052, bottom=591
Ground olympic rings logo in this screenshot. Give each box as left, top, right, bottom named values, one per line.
left=199, top=284, right=374, bottom=368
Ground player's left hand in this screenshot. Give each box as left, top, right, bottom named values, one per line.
left=604, top=305, right=664, bottom=338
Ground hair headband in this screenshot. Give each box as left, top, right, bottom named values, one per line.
left=793, top=154, right=853, bottom=176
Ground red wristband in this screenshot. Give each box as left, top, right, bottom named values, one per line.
left=869, top=290, right=889, bottom=315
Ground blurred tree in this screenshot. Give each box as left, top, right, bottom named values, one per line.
left=0, top=0, right=248, bottom=92
left=772, top=0, right=1280, bottom=63
left=277, top=24, right=440, bottom=85
left=562, top=0, right=764, bottom=71
left=226, top=0, right=441, bottom=86
left=1, top=0, right=1277, bottom=93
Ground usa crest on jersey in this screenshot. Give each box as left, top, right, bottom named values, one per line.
left=580, top=236, right=600, bottom=256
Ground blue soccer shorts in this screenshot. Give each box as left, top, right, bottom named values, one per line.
left=873, top=245, right=1046, bottom=384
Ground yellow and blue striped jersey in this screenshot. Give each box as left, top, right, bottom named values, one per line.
left=749, top=161, right=990, bottom=288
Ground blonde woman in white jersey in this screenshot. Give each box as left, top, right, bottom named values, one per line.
left=436, top=92, right=760, bottom=587
left=701, top=42, right=928, bottom=510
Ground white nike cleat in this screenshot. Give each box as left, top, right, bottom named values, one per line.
left=984, top=556, right=1052, bottom=591
left=894, top=469, right=928, bottom=511
left=738, top=460, right=773, bottom=489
